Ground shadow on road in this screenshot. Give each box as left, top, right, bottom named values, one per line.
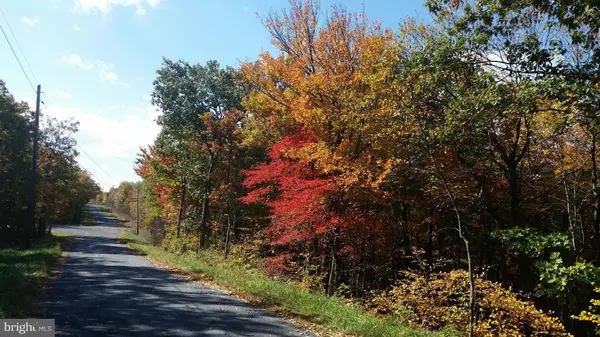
left=50, top=205, right=311, bottom=337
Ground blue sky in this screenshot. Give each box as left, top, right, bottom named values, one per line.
left=0, top=0, right=429, bottom=190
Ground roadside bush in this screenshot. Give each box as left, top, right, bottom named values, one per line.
left=572, top=288, right=600, bottom=334
left=371, top=270, right=570, bottom=337
left=140, top=208, right=166, bottom=245
left=145, top=217, right=166, bottom=245
left=161, top=227, right=198, bottom=253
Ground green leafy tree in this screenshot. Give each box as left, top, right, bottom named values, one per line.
left=151, top=59, right=247, bottom=250
left=0, top=80, right=32, bottom=239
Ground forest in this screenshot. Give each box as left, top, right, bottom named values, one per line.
left=0, top=80, right=101, bottom=242
left=99, top=0, right=600, bottom=336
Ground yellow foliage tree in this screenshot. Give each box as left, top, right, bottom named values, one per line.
left=240, top=0, right=407, bottom=191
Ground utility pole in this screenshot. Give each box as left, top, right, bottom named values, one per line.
left=110, top=185, right=114, bottom=213
left=136, top=182, right=140, bottom=235
left=26, top=84, right=41, bottom=246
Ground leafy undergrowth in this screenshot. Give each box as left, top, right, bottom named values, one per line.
left=372, top=270, right=570, bottom=336
left=119, top=230, right=450, bottom=337
left=0, top=233, right=72, bottom=318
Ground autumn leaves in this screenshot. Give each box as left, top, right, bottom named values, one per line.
left=121, top=0, right=600, bottom=335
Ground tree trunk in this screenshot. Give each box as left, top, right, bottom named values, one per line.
left=591, top=132, right=600, bottom=265
left=199, top=153, right=215, bottom=251
left=401, top=203, right=413, bottom=267
left=176, top=177, right=186, bottom=239
left=489, top=117, right=530, bottom=229
left=436, top=165, right=476, bottom=337
left=426, top=221, right=434, bottom=266
left=326, top=231, right=340, bottom=296
left=463, top=232, right=475, bottom=337
left=326, top=239, right=337, bottom=296
left=198, top=188, right=210, bottom=250
left=563, top=180, right=577, bottom=252
left=224, top=213, right=232, bottom=260
left=508, top=160, right=521, bottom=227
left=37, top=217, right=46, bottom=238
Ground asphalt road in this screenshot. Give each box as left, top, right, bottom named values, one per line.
left=50, top=205, right=312, bottom=337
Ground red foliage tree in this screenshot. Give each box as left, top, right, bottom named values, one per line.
left=241, top=130, right=388, bottom=285
left=241, top=131, right=340, bottom=244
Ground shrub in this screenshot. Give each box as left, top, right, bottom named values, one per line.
left=572, top=288, right=600, bottom=334
left=161, top=227, right=198, bottom=253
left=141, top=207, right=167, bottom=244
left=371, top=270, right=570, bottom=337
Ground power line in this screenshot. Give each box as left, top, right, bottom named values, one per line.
left=47, top=111, right=116, bottom=185
left=0, top=21, right=36, bottom=94
left=35, top=82, right=113, bottom=185
left=83, top=168, right=112, bottom=190
left=39, top=89, right=115, bottom=185
left=40, top=104, right=114, bottom=188
left=0, top=7, right=48, bottom=106
left=42, top=92, right=51, bottom=107
left=0, top=8, right=60, bottom=115
left=0, top=7, right=39, bottom=85
left=77, top=144, right=115, bottom=180
left=0, top=8, right=116, bottom=190
left=36, top=102, right=113, bottom=191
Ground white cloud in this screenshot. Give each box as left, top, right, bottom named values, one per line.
left=73, top=0, right=160, bottom=15
left=19, top=98, right=158, bottom=190
left=56, top=89, right=73, bottom=100
left=61, top=53, right=95, bottom=71
left=97, top=63, right=119, bottom=83
left=73, top=24, right=81, bottom=31
left=21, top=16, right=40, bottom=25
left=74, top=0, right=136, bottom=14
left=61, top=54, right=121, bottom=84
left=44, top=103, right=160, bottom=161
left=135, top=5, right=146, bottom=15
left=104, top=72, right=118, bottom=81
left=147, top=0, right=160, bottom=7
left=136, top=106, right=160, bottom=120
left=100, top=163, right=111, bottom=172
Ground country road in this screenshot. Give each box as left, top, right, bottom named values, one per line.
left=50, top=205, right=313, bottom=337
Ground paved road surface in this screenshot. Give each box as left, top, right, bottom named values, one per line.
left=50, top=205, right=312, bottom=337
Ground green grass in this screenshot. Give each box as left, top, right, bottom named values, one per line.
left=82, top=208, right=96, bottom=225
left=0, top=233, right=72, bottom=318
left=95, top=204, right=126, bottom=222
left=96, top=204, right=110, bottom=213
left=120, top=231, right=449, bottom=337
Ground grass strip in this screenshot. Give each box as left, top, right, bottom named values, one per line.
left=95, top=204, right=127, bottom=222
left=120, top=231, right=450, bottom=337
left=0, top=233, right=72, bottom=318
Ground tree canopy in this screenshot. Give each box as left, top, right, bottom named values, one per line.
left=0, top=80, right=101, bottom=242
left=103, top=1, right=600, bottom=335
